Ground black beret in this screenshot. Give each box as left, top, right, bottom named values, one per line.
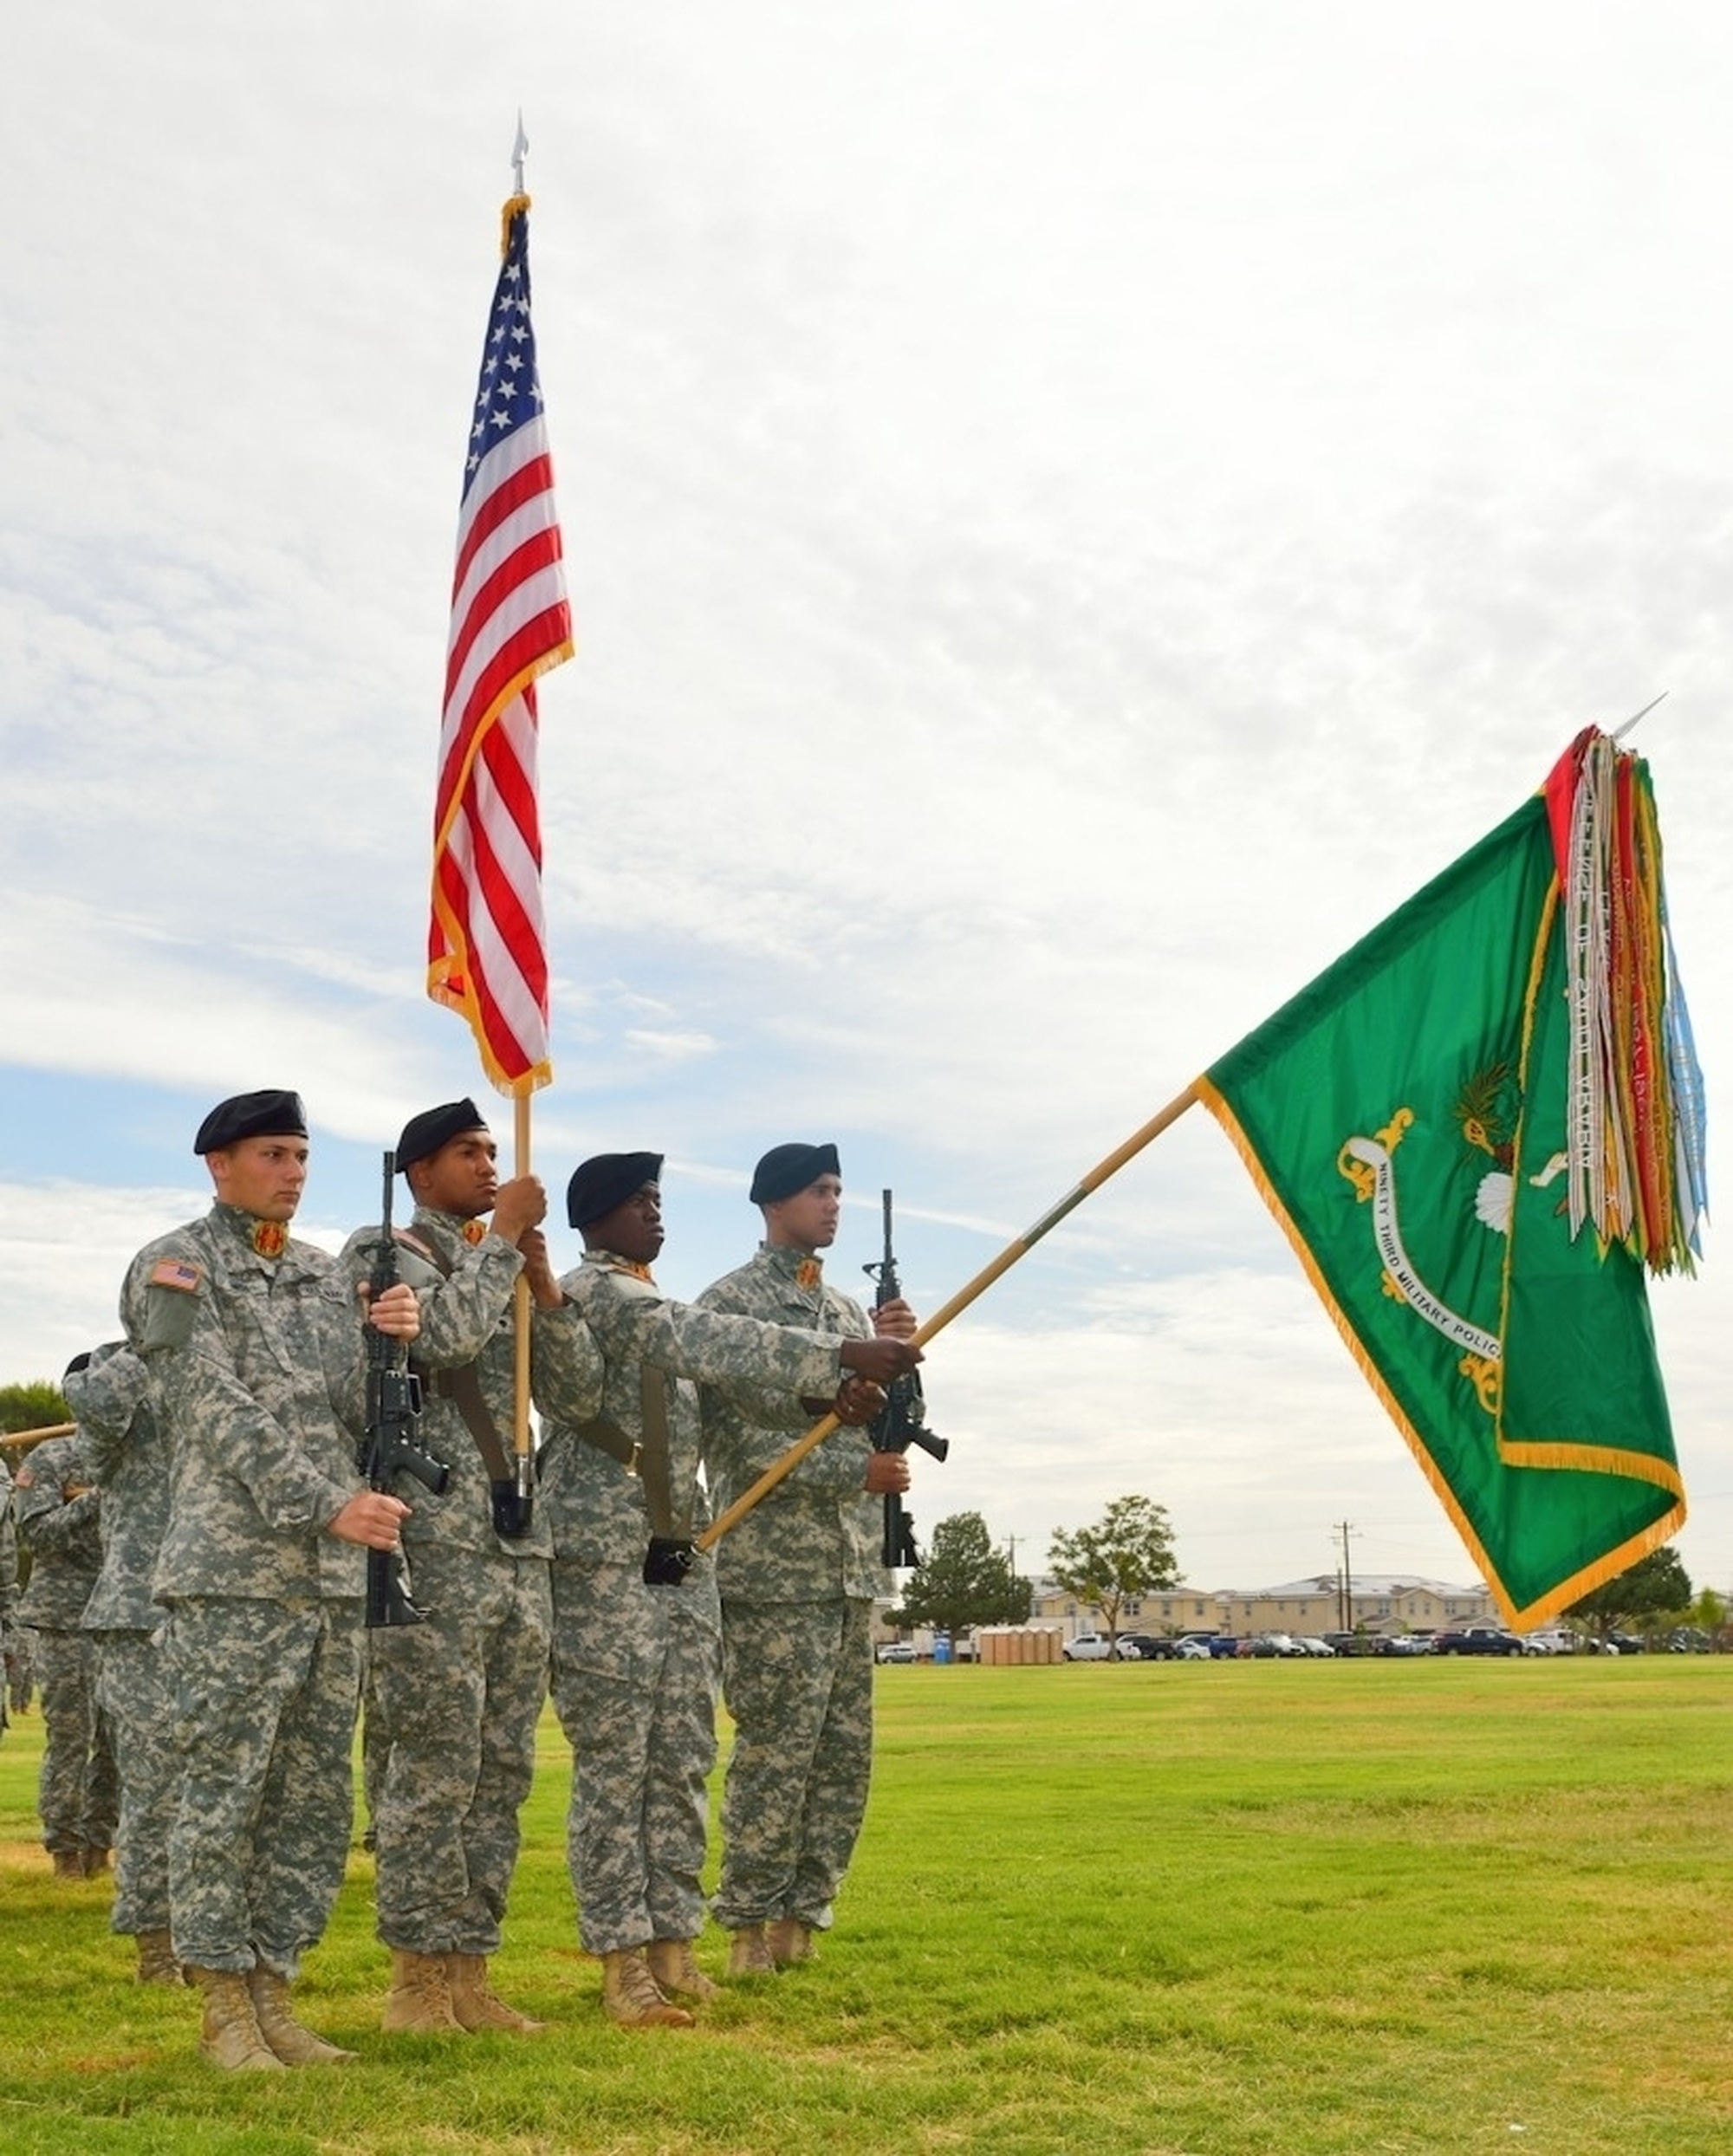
left=193, top=1090, right=308, bottom=1156
left=394, top=1099, right=489, bottom=1175
left=63, top=1350, right=94, bottom=1379
left=750, top=1141, right=841, bottom=1205
left=568, top=1153, right=664, bottom=1229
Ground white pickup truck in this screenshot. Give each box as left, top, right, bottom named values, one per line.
left=1061, top=1632, right=1113, bottom=1661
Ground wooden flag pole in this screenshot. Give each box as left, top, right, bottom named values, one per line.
left=513, top=1093, right=535, bottom=1477
left=0, top=1421, right=75, bottom=1454
left=695, top=1081, right=1203, bottom=1551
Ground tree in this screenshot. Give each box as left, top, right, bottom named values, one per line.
left=0, top=1380, right=71, bottom=1435
left=1566, top=1545, right=1692, bottom=1644
left=894, top=1512, right=1030, bottom=1640
left=1048, top=1495, right=1180, bottom=1647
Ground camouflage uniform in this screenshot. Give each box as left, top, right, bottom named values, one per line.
left=14, top=1430, right=118, bottom=1869
left=122, top=1202, right=376, bottom=1982
left=0, top=1458, right=17, bottom=1737
left=537, top=1252, right=847, bottom=1958
left=336, top=1205, right=591, bottom=1964
left=67, top=1343, right=179, bottom=1941
left=698, top=1245, right=885, bottom=1938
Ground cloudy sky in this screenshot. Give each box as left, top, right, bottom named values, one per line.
left=3, top=3, right=1728, bottom=1606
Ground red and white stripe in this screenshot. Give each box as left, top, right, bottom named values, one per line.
left=429, top=412, right=573, bottom=1094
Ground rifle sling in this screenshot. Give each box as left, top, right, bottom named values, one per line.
left=571, top=1365, right=683, bottom=1541
left=398, top=1228, right=520, bottom=1486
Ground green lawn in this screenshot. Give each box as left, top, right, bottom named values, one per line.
left=2, top=1656, right=1729, bottom=2154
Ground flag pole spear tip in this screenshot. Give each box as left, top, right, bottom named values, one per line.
left=1612, top=691, right=1667, bottom=741
left=511, top=111, right=529, bottom=194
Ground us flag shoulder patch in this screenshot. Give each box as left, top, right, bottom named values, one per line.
left=150, top=1258, right=203, bottom=1293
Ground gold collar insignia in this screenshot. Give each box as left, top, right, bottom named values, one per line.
left=795, top=1257, right=823, bottom=1291
left=463, top=1218, right=488, bottom=1247
left=251, top=1220, right=288, bottom=1259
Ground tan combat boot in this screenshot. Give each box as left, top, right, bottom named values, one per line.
left=189, top=1966, right=287, bottom=2072
left=646, top=1937, right=721, bottom=2003
left=81, top=1847, right=113, bottom=1877
left=381, top=1948, right=464, bottom=2034
left=725, top=1924, right=777, bottom=1979
left=600, top=1947, right=695, bottom=2029
left=50, top=1850, right=84, bottom=1880
left=765, top=1918, right=815, bottom=1967
left=445, top=1952, right=546, bottom=2034
left=135, top=1929, right=185, bottom=1986
left=247, top=1969, right=357, bottom=2064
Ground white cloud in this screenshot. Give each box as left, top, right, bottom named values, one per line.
left=2, top=2, right=1729, bottom=1597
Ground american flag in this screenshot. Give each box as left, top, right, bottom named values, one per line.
left=428, top=193, right=573, bottom=1096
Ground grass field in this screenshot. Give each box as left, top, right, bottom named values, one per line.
left=1, top=1656, right=1729, bottom=2155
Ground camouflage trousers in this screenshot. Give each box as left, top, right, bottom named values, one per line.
left=367, top=1548, right=551, bottom=1957
left=165, top=1596, right=363, bottom=1980
left=95, top=1627, right=179, bottom=1935
left=714, top=1596, right=874, bottom=1933
left=548, top=1572, right=719, bottom=1955
left=29, top=1624, right=118, bottom=1859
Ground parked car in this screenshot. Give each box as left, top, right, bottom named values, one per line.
left=1432, top=1627, right=1523, bottom=1657
left=1207, top=1637, right=1242, bottom=1659
left=1295, top=1636, right=1336, bottom=1657
left=1323, top=1631, right=1369, bottom=1656
left=1373, top=1633, right=1432, bottom=1656
left=876, top=1642, right=916, bottom=1664
left=1114, top=1633, right=1159, bottom=1660
left=1174, top=1637, right=1212, bottom=1660
left=1062, top=1633, right=1113, bottom=1661
left=1246, top=1633, right=1302, bottom=1658
left=1587, top=1631, right=1647, bottom=1655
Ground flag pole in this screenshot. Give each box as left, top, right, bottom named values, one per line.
left=0, top=1421, right=75, bottom=1454
left=695, top=1081, right=1203, bottom=1550
left=513, top=1091, right=534, bottom=1487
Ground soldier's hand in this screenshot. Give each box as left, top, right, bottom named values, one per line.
left=328, top=1490, right=411, bottom=1550
left=518, top=1228, right=566, bottom=1309
left=833, top=1374, right=886, bottom=1427
left=840, top=1336, right=923, bottom=1383
left=490, top=1175, right=548, bottom=1246
left=871, top=1296, right=918, bottom=1341
left=864, top=1451, right=912, bottom=1496
left=361, top=1281, right=422, bottom=1342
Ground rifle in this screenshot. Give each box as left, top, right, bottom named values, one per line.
left=359, top=1151, right=451, bottom=1627
left=862, top=1189, right=948, bottom=1568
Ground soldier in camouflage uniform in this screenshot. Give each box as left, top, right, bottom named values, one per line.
left=535, top=1153, right=917, bottom=2029
left=121, top=1089, right=422, bottom=2073
left=0, top=1454, right=15, bottom=1737
left=14, top=1409, right=117, bottom=1879
left=65, top=1340, right=184, bottom=1983
left=340, top=1098, right=599, bottom=2039
left=698, top=1143, right=918, bottom=1976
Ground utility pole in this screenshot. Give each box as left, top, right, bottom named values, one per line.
left=1334, top=1522, right=1357, bottom=1632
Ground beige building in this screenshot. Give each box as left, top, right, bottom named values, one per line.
left=1028, top=1571, right=1496, bottom=1645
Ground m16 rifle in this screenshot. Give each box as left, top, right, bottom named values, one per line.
left=862, top=1189, right=948, bottom=1568
left=360, top=1151, right=451, bottom=1628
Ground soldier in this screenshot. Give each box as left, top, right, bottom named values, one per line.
left=535, top=1153, right=917, bottom=2029
left=65, top=1340, right=183, bottom=1983
left=697, top=1143, right=918, bottom=1976
left=13, top=1404, right=117, bottom=1879
left=340, top=1097, right=599, bottom=2039
left=0, top=1452, right=17, bottom=1739
left=121, top=1088, right=421, bottom=2073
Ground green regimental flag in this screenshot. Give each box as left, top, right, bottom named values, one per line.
left=1197, top=731, right=1704, bottom=1627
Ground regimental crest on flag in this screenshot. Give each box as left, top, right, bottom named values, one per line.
left=429, top=191, right=573, bottom=1098
left=1198, top=730, right=1705, bottom=1629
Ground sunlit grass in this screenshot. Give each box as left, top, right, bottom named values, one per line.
left=3, top=1657, right=1730, bottom=2153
